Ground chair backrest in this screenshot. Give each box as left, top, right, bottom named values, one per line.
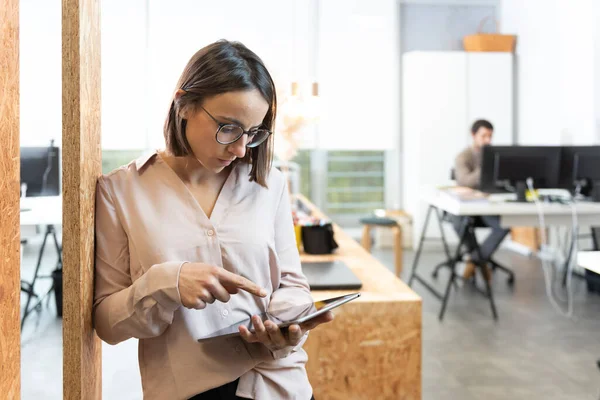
left=592, top=227, right=600, bottom=251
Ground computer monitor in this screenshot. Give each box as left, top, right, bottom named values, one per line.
left=20, top=145, right=60, bottom=197
left=558, top=146, right=600, bottom=199
left=480, top=146, right=562, bottom=199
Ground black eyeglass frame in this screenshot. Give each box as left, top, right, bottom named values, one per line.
left=200, top=106, right=272, bottom=148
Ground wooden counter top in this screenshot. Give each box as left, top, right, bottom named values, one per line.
left=296, top=195, right=422, bottom=400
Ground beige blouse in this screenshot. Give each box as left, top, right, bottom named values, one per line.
left=93, top=151, right=314, bottom=400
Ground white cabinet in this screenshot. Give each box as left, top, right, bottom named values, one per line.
left=466, top=54, right=514, bottom=145
left=402, top=51, right=514, bottom=245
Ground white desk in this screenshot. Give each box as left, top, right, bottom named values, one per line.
left=20, top=196, right=62, bottom=227
left=422, top=189, right=600, bottom=228
left=578, top=251, right=600, bottom=275
left=577, top=251, right=600, bottom=372
left=409, top=188, right=600, bottom=320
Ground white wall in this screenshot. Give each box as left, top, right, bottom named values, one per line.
left=555, top=0, right=596, bottom=145
left=500, top=0, right=599, bottom=146
left=100, top=1, right=401, bottom=152
left=101, top=0, right=148, bottom=150
left=317, top=0, right=400, bottom=150
left=395, top=2, right=498, bottom=209
left=145, top=0, right=299, bottom=150
left=20, top=0, right=149, bottom=149
left=595, top=0, right=600, bottom=143
left=20, top=0, right=61, bottom=147
left=402, top=51, right=514, bottom=245
left=19, top=0, right=324, bottom=151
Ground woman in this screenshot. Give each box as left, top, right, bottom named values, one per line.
left=94, top=40, right=333, bottom=400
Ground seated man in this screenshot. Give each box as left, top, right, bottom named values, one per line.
left=454, top=119, right=510, bottom=279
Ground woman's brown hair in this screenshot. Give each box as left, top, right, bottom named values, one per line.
left=164, top=40, right=276, bottom=187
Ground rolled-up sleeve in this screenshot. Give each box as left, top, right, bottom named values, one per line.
left=93, top=177, right=185, bottom=345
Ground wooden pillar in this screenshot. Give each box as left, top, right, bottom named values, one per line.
left=0, top=1, right=21, bottom=398
left=62, top=0, right=102, bottom=398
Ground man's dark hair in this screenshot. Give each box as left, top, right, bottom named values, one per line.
left=471, top=119, right=493, bottom=134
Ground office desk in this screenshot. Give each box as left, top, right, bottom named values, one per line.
left=20, top=196, right=62, bottom=227
left=577, top=251, right=600, bottom=372
left=421, top=190, right=600, bottom=227
left=20, top=196, right=63, bottom=327
left=578, top=252, right=600, bottom=274
left=410, top=188, right=600, bottom=320
left=296, top=195, right=422, bottom=400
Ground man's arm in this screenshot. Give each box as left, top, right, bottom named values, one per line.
left=454, top=150, right=480, bottom=189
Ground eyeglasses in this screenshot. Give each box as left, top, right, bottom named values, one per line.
left=200, top=106, right=271, bottom=148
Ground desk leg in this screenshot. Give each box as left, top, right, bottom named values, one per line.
left=432, top=209, right=456, bottom=280
left=51, top=225, right=62, bottom=268
left=439, top=218, right=469, bottom=321
left=21, top=224, right=61, bottom=328
left=21, top=225, right=51, bottom=328
left=408, top=205, right=434, bottom=287
left=437, top=209, right=452, bottom=260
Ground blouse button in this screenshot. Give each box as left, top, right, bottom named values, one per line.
left=207, top=229, right=215, bottom=237
left=222, top=309, right=229, bottom=317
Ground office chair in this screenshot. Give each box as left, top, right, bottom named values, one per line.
left=432, top=168, right=515, bottom=285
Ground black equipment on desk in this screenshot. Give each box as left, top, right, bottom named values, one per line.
left=20, top=143, right=60, bottom=197
left=301, top=261, right=362, bottom=290
left=480, top=146, right=561, bottom=201
left=301, top=223, right=338, bottom=254
left=558, top=146, right=600, bottom=201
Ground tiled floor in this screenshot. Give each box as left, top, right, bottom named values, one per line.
left=19, top=233, right=600, bottom=399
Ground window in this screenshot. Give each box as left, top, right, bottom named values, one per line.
left=101, top=149, right=146, bottom=175
left=325, top=151, right=386, bottom=215
left=290, top=150, right=386, bottom=226
left=294, top=150, right=313, bottom=200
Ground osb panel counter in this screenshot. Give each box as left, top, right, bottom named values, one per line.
left=297, top=195, right=422, bottom=400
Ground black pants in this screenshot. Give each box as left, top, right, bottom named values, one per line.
left=452, top=215, right=510, bottom=261
left=189, top=378, right=315, bottom=400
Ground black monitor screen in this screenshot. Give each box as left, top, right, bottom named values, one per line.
left=480, top=146, right=561, bottom=192
left=20, top=146, right=60, bottom=197
left=558, top=146, right=600, bottom=195
left=495, top=154, right=551, bottom=185
left=574, top=153, right=600, bottom=182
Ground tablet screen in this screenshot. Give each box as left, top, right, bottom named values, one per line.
left=197, top=293, right=360, bottom=342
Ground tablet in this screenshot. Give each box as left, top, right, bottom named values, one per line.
left=196, top=293, right=360, bottom=342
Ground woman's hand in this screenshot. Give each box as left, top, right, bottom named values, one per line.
left=238, top=311, right=334, bottom=351
left=178, top=262, right=267, bottom=309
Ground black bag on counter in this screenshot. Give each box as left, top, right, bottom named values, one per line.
left=301, top=223, right=339, bottom=254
